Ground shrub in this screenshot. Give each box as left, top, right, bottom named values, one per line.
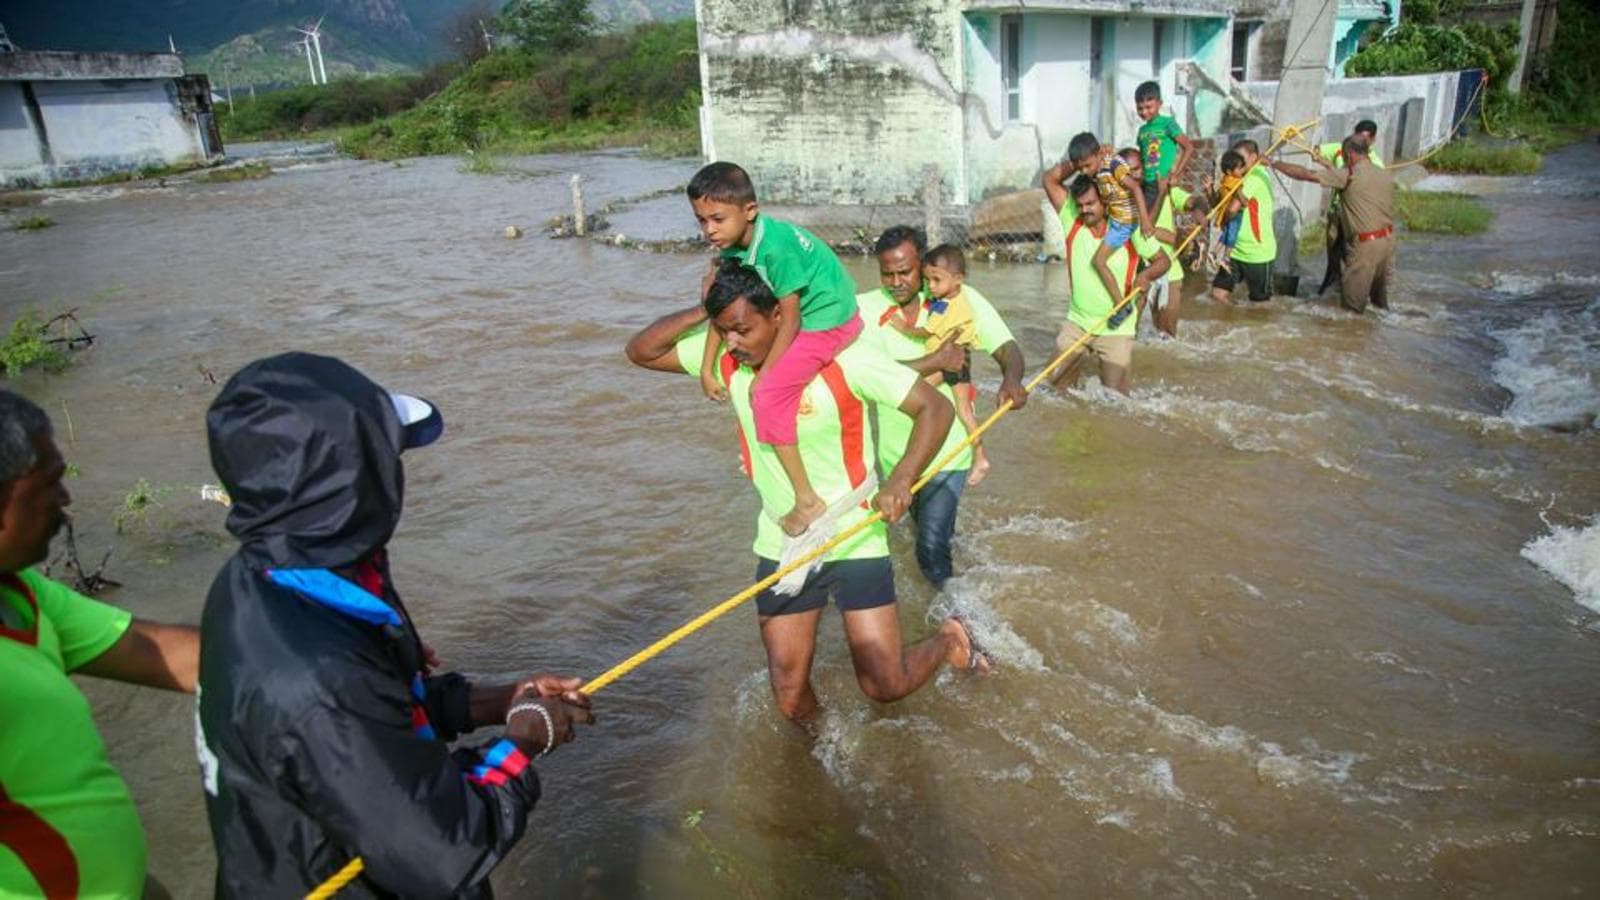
left=0, top=313, right=67, bottom=377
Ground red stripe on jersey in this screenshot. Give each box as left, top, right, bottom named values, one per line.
left=720, top=352, right=753, bottom=480
left=816, top=363, right=867, bottom=490
left=0, top=782, right=79, bottom=900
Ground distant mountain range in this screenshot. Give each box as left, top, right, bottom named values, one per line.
left=4, top=0, right=693, bottom=86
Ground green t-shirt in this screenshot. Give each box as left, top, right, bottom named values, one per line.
left=678, top=327, right=919, bottom=561
left=719, top=216, right=858, bottom=332
left=1061, top=213, right=1159, bottom=337
left=1318, top=141, right=1385, bottom=168
left=1137, top=114, right=1185, bottom=182
left=0, top=569, right=143, bottom=899
left=1131, top=185, right=1190, bottom=283
left=1230, top=167, right=1277, bottom=264
left=857, top=285, right=1015, bottom=477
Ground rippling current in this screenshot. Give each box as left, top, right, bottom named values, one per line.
left=2, top=139, right=1597, bottom=896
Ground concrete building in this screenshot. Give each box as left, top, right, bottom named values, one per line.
left=1, top=50, right=223, bottom=188
left=694, top=0, right=1414, bottom=207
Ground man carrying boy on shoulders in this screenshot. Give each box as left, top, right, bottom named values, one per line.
left=626, top=262, right=991, bottom=726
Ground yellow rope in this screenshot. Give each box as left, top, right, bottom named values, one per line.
left=306, top=859, right=364, bottom=900
left=305, top=117, right=1318, bottom=900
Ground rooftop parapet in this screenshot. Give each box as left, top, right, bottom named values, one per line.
left=0, top=50, right=184, bottom=81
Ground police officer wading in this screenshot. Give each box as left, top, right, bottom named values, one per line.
left=1273, top=138, right=1397, bottom=313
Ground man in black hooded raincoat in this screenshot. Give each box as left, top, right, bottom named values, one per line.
left=196, top=352, right=594, bottom=899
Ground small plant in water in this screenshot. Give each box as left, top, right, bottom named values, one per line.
left=0, top=313, right=67, bottom=377
left=115, top=479, right=171, bottom=534
left=12, top=214, right=53, bottom=231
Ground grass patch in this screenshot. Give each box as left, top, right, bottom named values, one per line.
left=114, top=478, right=170, bottom=534
left=1426, top=139, right=1542, bottom=175
left=1298, top=220, right=1327, bottom=258
left=1396, top=189, right=1491, bottom=235
left=194, top=163, right=272, bottom=183
left=1, top=312, right=67, bottom=376
left=217, top=69, right=459, bottom=142
left=12, top=214, right=53, bottom=232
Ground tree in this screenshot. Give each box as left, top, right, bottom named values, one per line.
left=496, top=0, right=596, bottom=53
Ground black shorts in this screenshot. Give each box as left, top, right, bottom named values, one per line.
left=941, top=363, right=971, bottom=386
left=754, top=556, right=896, bottom=617
left=1140, top=179, right=1161, bottom=210
left=1212, top=258, right=1274, bottom=302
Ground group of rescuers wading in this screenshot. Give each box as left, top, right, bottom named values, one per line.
left=2, top=79, right=1396, bottom=899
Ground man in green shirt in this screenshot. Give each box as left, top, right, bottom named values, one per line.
left=858, top=225, right=1028, bottom=589
left=1044, top=175, right=1169, bottom=393
left=625, top=263, right=990, bottom=723
left=0, top=389, right=199, bottom=899
left=1209, top=138, right=1277, bottom=304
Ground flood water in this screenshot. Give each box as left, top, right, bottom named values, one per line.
left=3, top=140, right=1597, bottom=897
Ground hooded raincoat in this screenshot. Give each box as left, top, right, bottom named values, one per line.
left=196, top=353, right=538, bottom=899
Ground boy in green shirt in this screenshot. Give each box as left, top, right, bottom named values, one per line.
left=1135, top=81, right=1195, bottom=212
left=688, top=162, right=863, bottom=538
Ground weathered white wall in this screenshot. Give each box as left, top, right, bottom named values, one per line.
left=0, top=83, right=44, bottom=177
left=35, top=80, right=200, bottom=169
left=1109, top=17, right=1154, bottom=149
left=1020, top=13, right=1091, bottom=161
left=960, top=12, right=1043, bottom=203
left=1244, top=70, right=1464, bottom=161
left=697, top=0, right=968, bottom=206
left=1, top=77, right=211, bottom=186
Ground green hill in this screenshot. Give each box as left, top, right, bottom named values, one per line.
left=214, top=18, right=700, bottom=158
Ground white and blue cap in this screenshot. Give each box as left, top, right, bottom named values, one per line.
left=389, top=393, right=444, bottom=451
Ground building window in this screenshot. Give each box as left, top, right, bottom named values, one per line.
left=1002, top=14, right=1021, bottom=122
left=1231, top=21, right=1254, bottom=81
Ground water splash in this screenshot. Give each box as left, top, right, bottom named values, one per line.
left=1522, top=515, right=1600, bottom=613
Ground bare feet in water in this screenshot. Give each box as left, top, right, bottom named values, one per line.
left=779, top=493, right=828, bottom=536
left=944, top=616, right=993, bottom=674
left=966, top=449, right=991, bottom=487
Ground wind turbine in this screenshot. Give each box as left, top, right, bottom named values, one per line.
left=295, top=18, right=328, bottom=85
left=294, top=36, right=317, bottom=85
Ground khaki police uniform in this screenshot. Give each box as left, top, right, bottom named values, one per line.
left=1315, top=159, right=1396, bottom=313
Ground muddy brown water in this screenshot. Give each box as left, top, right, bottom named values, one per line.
left=2, top=142, right=1597, bottom=897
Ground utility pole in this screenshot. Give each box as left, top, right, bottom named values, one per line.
left=223, top=62, right=234, bottom=113
left=1270, top=0, right=1337, bottom=277
left=1508, top=0, right=1539, bottom=93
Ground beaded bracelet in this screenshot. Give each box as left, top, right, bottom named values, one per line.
left=506, top=700, right=555, bottom=757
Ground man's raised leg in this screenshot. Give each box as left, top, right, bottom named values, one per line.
left=841, top=605, right=986, bottom=704
left=758, top=608, right=825, bottom=723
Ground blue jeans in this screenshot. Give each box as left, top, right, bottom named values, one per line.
left=909, top=468, right=967, bottom=589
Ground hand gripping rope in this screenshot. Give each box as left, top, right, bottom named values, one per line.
left=306, top=118, right=1320, bottom=900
